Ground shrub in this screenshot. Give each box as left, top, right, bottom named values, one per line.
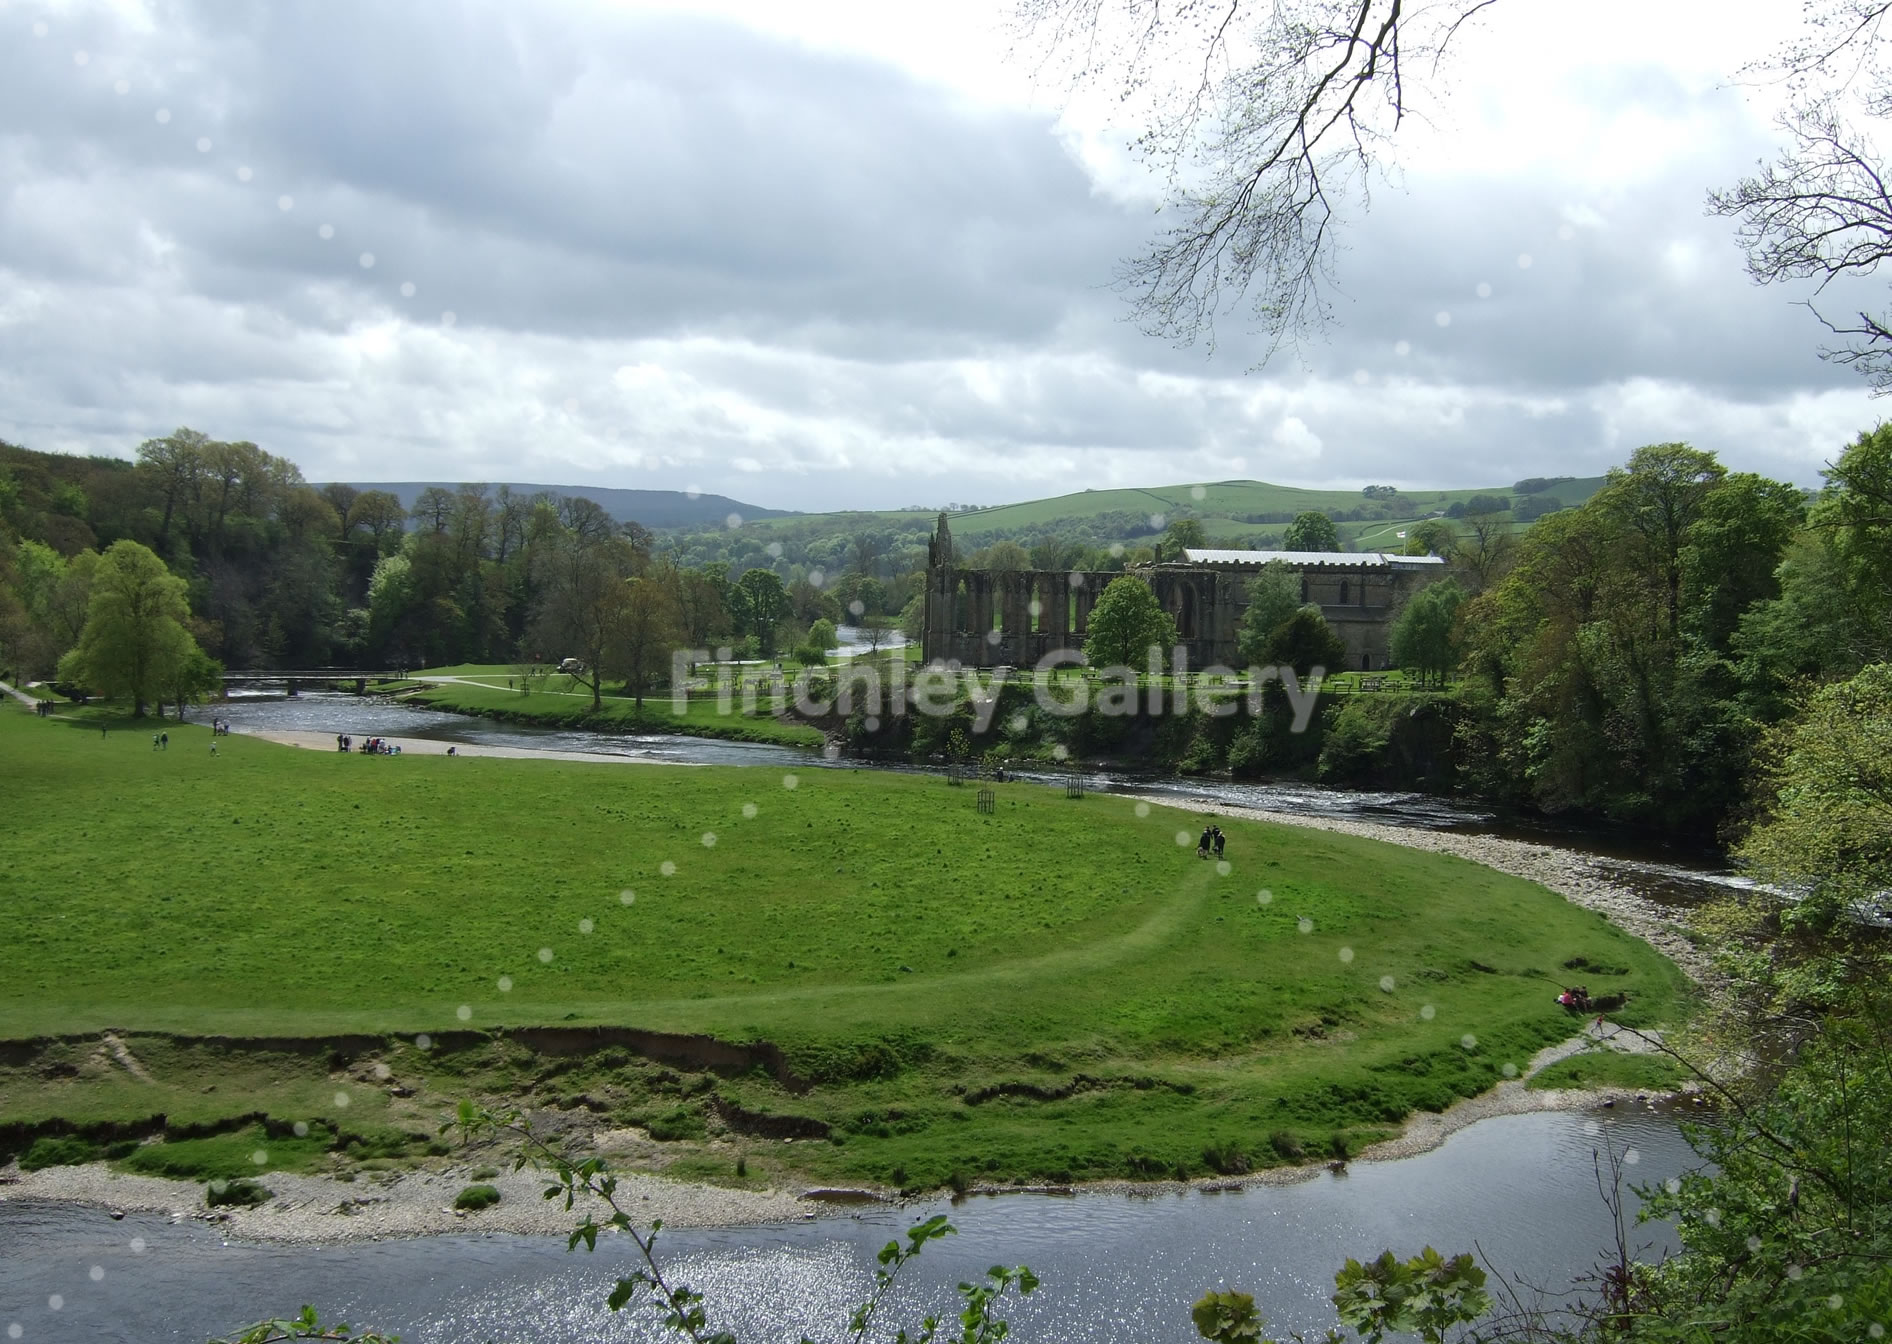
left=19, top=1136, right=98, bottom=1171
left=643, top=1105, right=705, bottom=1142
left=1269, top=1130, right=1306, bottom=1161
left=469, top=1165, right=500, bottom=1180
left=205, top=1178, right=271, bottom=1208
left=1329, top=1132, right=1352, bottom=1161
left=1226, top=722, right=1268, bottom=777
left=1201, top=1140, right=1252, bottom=1175
left=735, top=1156, right=748, bottom=1178
left=454, top=1183, right=501, bottom=1211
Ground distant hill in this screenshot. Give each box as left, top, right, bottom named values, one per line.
left=725, top=476, right=1610, bottom=545
left=332, top=482, right=791, bottom=530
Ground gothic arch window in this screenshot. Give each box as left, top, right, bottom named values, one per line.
left=1300, top=576, right=1309, bottom=602
left=1339, top=580, right=1350, bottom=605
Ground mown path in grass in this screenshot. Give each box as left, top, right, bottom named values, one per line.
left=0, top=705, right=1691, bottom=1185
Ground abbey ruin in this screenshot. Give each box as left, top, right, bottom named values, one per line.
left=920, top=514, right=1448, bottom=672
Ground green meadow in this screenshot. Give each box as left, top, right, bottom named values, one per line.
left=745, top=477, right=1610, bottom=543
left=395, top=669, right=825, bottom=746
left=0, top=704, right=1687, bottom=1187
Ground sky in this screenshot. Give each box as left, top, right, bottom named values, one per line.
left=1, top=0, right=1886, bottom=512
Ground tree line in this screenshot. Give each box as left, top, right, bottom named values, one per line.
left=0, top=432, right=910, bottom=715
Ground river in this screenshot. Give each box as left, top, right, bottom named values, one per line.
left=1, top=1110, right=1693, bottom=1344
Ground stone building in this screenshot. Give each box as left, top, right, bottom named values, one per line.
left=921, top=515, right=1448, bottom=672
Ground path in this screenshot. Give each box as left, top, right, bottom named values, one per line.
left=0, top=679, right=41, bottom=707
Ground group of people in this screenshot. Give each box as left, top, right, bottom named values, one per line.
left=32, top=698, right=53, bottom=717
left=1196, top=825, right=1227, bottom=859
left=210, top=718, right=231, bottom=735
left=340, top=734, right=403, bottom=755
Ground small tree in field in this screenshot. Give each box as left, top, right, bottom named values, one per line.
left=163, top=645, right=225, bottom=720
left=1083, top=575, right=1177, bottom=669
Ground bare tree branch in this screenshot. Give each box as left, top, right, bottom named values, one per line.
left=1709, top=97, right=1892, bottom=392
left=1012, top=0, right=1499, bottom=356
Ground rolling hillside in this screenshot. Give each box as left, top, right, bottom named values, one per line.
left=713, top=476, right=1609, bottom=550
left=334, top=482, right=790, bottom=530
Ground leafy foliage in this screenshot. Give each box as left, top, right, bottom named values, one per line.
left=55, top=539, right=203, bottom=715
left=1082, top=574, right=1177, bottom=668
left=1282, top=512, right=1341, bottom=552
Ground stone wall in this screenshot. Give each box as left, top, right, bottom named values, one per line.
left=919, top=515, right=1446, bottom=671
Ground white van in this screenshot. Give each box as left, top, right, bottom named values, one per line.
left=557, top=658, right=585, bottom=675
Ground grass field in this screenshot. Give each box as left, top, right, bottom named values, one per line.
left=0, top=704, right=1687, bottom=1187
left=395, top=668, right=825, bottom=747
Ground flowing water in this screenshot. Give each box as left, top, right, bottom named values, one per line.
left=1, top=1111, right=1694, bottom=1344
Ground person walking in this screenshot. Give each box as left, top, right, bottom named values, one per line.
left=160, top=731, right=168, bottom=750
left=152, top=733, right=160, bottom=750
left=1212, top=826, right=1226, bottom=858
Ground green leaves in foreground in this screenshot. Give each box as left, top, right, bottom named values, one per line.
left=1193, top=1247, right=1489, bottom=1344
left=1331, top=1248, right=1491, bottom=1344
left=208, top=1305, right=398, bottom=1344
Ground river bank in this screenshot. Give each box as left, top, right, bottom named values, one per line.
left=1, top=1025, right=1687, bottom=1247
left=3, top=707, right=1709, bottom=1247
left=235, top=726, right=700, bottom=765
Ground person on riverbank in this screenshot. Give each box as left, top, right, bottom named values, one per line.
left=1197, top=826, right=1213, bottom=858
left=1211, top=826, right=1226, bottom=858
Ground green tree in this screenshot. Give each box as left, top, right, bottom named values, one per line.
left=55, top=540, right=198, bottom=715
left=1401, top=519, right=1456, bottom=558
left=1282, top=511, right=1340, bottom=552
left=1598, top=442, right=1727, bottom=637
left=528, top=498, right=641, bottom=710
left=1388, top=580, right=1466, bottom=687
left=607, top=574, right=682, bottom=709
left=1235, top=562, right=1300, bottom=667
left=730, top=567, right=792, bottom=656
left=1738, top=663, right=1892, bottom=957
left=1083, top=575, right=1177, bottom=668
left=1162, top=517, right=1208, bottom=557
left=807, top=618, right=837, bottom=652
left=162, top=644, right=225, bottom=721
left=1264, top=606, right=1348, bottom=678
left=971, top=540, right=1032, bottom=571
left=1453, top=507, right=1516, bottom=593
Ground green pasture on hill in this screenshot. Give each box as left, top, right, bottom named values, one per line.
left=0, top=705, right=1687, bottom=1186
left=745, top=477, right=1609, bottom=541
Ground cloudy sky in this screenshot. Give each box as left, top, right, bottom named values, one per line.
left=1, top=0, right=1884, bottom=511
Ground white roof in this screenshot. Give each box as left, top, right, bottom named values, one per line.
left=1182, top=548, right=1448, bottom=568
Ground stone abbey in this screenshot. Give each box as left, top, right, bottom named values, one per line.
left=920, top=514, right=1448, bottom=672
